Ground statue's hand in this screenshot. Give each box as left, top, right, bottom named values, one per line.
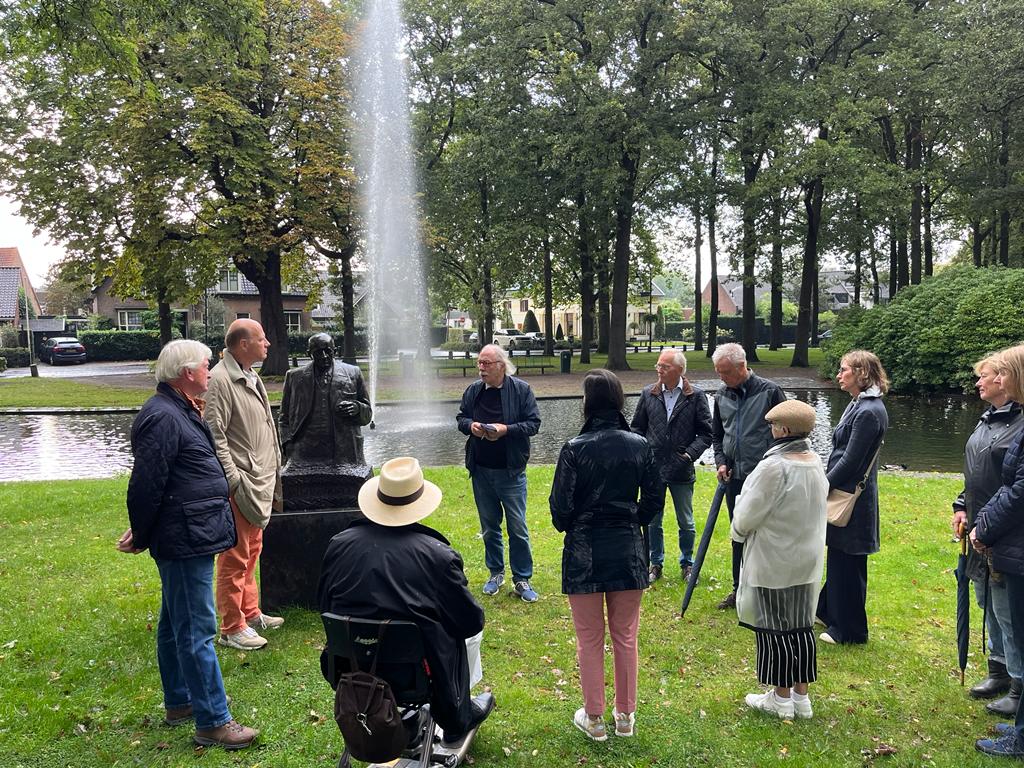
left=337, top=400, right=359, bottom=418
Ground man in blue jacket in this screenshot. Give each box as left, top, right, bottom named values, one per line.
left=117, top=340, right=257, bottom=750
left=456, top=344, right=542, bottom=602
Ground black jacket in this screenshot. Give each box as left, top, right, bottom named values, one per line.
left=630, top=378, right=713, bottom=484
left=712, top=372, right=786, bottom=482
left=317, top=520, right=485, bottom=733
left=957, top=402, right=1024, bottom=579
left=975, top=428, right=1024, bottom=576
left=456, top=375, right=541, bottom=474
left=550, top=410, right=665, bottom=594
left=825, top=393, right=888, bottom=556
left=127, top=383, right=235, bottom=560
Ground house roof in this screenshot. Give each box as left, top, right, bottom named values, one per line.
left=30, top=317, right=67, bottom=333
left=0, top=247, right=41, bottom=315
left=0, top=267, right=20, bottom=319
left=214, top=271, right=307, bottom=298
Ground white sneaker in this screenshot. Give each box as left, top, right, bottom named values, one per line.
left=744, top=690, right=795, bottom=719
left=792, top=695, right=813, bottom=719
left=819, top=631, right=837, bottom=645
left=612, top=708, right=635, bottom=737
left=219, top=627, right=268, bottom=650
left=573, top=708, right=607, bottom=741
left=250, top=613, right=284, bottom=630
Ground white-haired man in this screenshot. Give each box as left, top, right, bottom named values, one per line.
left=205, top=319, right=283, bottom=651
left=711, top=342, right=785, bottom=609
left=456, top=344, right=542, bottom=602
left=117, top=340, right=257, bottom=750
left=630, top=349, right=713, bottom=583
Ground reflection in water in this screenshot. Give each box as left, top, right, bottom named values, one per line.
left=0, top=390, right=985, bottom=482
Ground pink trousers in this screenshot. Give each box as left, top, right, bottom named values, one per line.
left=215, top=499, right=264, bottom=635
left=568, top=589, right=644, bottom=716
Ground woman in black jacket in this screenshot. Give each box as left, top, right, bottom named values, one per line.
left=973, top=344, right=1024, bottom=758
left=817, top=349, right=889, bottom=645
left=550, top=370, right=663, bottom=742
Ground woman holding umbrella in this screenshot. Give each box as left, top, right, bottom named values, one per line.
left=972, top=344, right=1024, bottom=758
left=732, top=400, right=829, bottom=719
left=549, top=369, right=663, bottom=741
left=952, top=352, right=1023, bottom=712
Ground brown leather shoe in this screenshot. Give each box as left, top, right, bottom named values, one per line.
left=164, top=704, right=193, bottom=726
left=716, top=591, right=736, bottom=610
left=193, top=719, right=258, bottom=750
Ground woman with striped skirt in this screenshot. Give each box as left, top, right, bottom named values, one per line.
left=731, top=400, right=829, bottom=719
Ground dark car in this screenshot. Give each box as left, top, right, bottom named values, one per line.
left=40, top=337, right=87, bottom=365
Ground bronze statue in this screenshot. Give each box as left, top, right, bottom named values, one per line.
left=279, top=333, right=372, bottom=469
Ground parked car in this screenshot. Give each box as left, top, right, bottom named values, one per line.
left=39, top=337, right=87, bottom=365
left=493, top=328, right=528, bottom=351
left=522, top=331, right=547, bottom=349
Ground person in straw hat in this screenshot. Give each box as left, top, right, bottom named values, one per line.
left=317, top=457, right=495, bottom=747
left=730, top=399, right=828, bottom=720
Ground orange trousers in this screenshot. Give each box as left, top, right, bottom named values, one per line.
left=215, top=498, right=264, bottom=635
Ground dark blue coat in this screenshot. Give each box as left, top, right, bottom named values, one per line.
left=456, top=375, right=541, bottom=474
left=630, top=379, right=713, bottom=484
left=825, top=394, right=888, bottom=556
left=975, top=428, right=1024, bottom=575
left=127, top=383, right=235, bottom=560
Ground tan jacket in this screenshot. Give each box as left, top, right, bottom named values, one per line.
left=205, top=350, right=282, bottom=529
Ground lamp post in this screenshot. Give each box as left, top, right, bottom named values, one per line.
left=647, top=266, right=653, bottom=353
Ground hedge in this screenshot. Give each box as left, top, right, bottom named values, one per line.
left=0, top=356, right=6, bottom=372
left=0, top=347, right=30, bottom=367
left=77, top=330, right=163, bottom=361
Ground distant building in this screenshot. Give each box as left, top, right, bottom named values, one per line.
left=0, top=247, right=41, bottom=326
left=702, top=270, right=889, bottom=315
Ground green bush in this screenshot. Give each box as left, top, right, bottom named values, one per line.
left=0, top=347, right=30, bottom=366
left=522, top=310, right=540, bottom=333
left=78, top=330, right=163, bottom=361
left=440, top=341, right=479, bottom=352
left=0, top=356, right=6, bottom=372
left=822, top=266, right=1024, bottom=392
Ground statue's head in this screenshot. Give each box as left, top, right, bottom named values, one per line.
left=308, top=333, right=335, bottom=372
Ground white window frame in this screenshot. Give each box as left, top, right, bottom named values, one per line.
left=117, top=310, right=143, bottom=331
left=217, top=268, right=240, bottom=293
left=284, top=311, right=301, bottom=333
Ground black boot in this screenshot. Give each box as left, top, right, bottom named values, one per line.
left=987, top=678, right=1022, bottom=716
left=971, top=659, right=1012, bottom=699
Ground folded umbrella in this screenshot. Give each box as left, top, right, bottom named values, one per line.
left=681, top=481, right=727, bottom=617
left=956, top=523, right=970, bottom=685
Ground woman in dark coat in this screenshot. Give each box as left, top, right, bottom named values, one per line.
left=550, top=370, right=663, bottom=741
left=973, top=344, right=1024, bottom=758
left=816, top=349, right=889, bottom=645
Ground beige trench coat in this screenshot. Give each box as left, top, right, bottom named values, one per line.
left=205, top=350, right=282, bottom=529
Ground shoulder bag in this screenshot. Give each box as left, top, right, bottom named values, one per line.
left=826, top=442, right=883, bottom=527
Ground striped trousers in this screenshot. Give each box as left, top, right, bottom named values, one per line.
left=754, top=629, right=817, bottom=688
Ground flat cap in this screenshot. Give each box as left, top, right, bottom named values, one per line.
left=764, top=399, right=816, bottom=435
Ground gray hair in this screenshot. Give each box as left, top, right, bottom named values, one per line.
left=155, top=339, right=213, bottom=383
left=711, top=342, right=746, bottom=367
left=481, top=343, right=516, bottom=375
left=668, top=349, right=687, bottom=374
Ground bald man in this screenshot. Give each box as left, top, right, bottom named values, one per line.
left=205, top=319, right=284, bottom=650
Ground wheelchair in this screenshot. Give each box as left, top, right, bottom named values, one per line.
left=321, top=612, right=480, bottom=768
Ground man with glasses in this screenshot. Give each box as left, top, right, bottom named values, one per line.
left=456, top=344, right=542, bottom=602
left=631, top=349, right=713, bottom=583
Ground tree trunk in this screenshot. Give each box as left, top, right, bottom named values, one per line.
left=792, top=175, right=823, bottom=368
left=707, top=196, right=719, bottom=358
left=236, top=250, right=289, bottom=375
left=923, top=185, right=933, bottom=278
left=897, top=222, right=909, bottom=289
left=769, top=196, right=783, bottom=350
left=908, top=117, right=923, bottom=284
left=868, top=225, right=880, bottom=305
left=340, top=253, right=356, bottom=363
left=606, top=152, right=637, bottom=371
left=740, top=134, right=760, bottom=362
left=543, top=232, right=554, bottom=357
left=999, top=114, right=1011, bottom=266
left=158, top=299, right=173, bottom=347
left=596, top=217, right=612, bottom=355
left=972, top=220, right=983, bottom=267
left=888, top=222, right=898, bottom=298
left=692, top=199, right=704, bottom=351
left=853, top=197, right=863, bottom=306
left=577, top=190, right=594, bottom=365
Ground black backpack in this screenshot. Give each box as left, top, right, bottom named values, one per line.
left=333, top=622, right=408, bottom=763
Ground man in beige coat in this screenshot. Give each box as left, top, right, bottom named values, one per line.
left=205, top=319, right=283, bottom=650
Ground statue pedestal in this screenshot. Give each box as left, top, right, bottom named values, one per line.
left=261, top=461, right=374, bottom=611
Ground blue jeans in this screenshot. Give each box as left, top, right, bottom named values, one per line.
left=999, top=571, right=1024, bottom=736
left=974, top=574, right=1021, bottom=678
left=648, top=481, right=696, bottom=567
left=471, top=467, right=533, bottom=582
left=155, top=556, right=232, bottom=730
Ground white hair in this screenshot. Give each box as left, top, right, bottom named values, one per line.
left=155, top=339, right=213, bottom=383
left=667, top=349, right=687, bottom=374
left=711, top=342, right=746, bottom=367
left=481, top=343, right=516, bottom=375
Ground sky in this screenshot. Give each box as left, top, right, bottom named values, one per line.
left=0, top=194, right=64, bottom=287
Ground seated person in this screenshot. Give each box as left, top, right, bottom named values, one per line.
left=318, top=457, right=495, bottom=747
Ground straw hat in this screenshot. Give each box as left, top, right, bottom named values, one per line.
left=764, top=400, right=816, bottom=435
left=357, top=457, right=443, bottom=526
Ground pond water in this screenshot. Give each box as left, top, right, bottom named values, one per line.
left=0, top=389, right=983, bottom=482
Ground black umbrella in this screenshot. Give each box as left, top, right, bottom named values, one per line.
left=681, top=481, right=727, bottom=617
left=956, top=523, right=970, bottom=685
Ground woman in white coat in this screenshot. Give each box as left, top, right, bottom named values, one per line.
left=731, top=400, right=829, bottom=720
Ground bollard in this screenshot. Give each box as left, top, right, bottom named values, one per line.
left=291, top=355, right=298, bottom=368
left=448, top=349, right=454, bottom=359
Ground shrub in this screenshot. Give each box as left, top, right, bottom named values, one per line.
left=822, top=266, right=1024, bottom=392
left=522, top=310, right=540, bottom=333
left=440, top=341, right=479, bottom=352
left=0, top=347, right=31, bottom=366
left=0, top=356, right=6, bottom=372
left=78, top=330, right=163, bottom=361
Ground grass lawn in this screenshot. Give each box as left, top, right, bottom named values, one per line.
left=0, top=378, right=154, bottom=408
left=0, top=466, right=1001, bottom=767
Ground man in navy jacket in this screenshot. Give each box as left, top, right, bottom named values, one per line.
left=117, top=340, right=257, bottom=751
left=456, top=344, right=541, bottom=602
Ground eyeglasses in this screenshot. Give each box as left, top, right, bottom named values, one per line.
left=478, top=360, right=501, bottom=367
left=838, top=366, right=851, bottom=373
left=655, top=364, right=678, bottom=371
